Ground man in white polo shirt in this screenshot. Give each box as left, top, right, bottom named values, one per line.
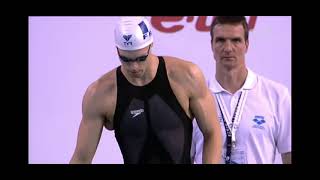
left=191, top=16, right=291, bottom=164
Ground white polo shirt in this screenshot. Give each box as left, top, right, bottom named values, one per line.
left=191, top=68, right=291, bottom=164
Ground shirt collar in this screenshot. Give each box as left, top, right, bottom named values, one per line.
left=209, top=68, right=257, bottom=94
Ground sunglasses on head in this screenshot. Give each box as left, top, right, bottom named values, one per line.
left=117, top=45, right=151, bottom=62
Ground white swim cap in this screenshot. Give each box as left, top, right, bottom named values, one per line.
left=114, top=16, right=153, bottom=51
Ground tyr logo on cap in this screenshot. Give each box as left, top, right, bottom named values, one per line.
left=123, top=35, right=132, bottom=41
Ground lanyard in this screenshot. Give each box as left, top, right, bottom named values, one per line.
left=216, top=90, right=248, bottom=164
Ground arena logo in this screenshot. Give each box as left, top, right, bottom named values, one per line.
left=150, top=16, right=257, bottom=33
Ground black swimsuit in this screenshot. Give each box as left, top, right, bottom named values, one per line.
left=113, top=56, right=193, bottom=164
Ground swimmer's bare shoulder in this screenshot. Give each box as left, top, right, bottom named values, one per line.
left=84, top=68, right=117, bottom=130
left=70, top=68, right=118, bottom=163
left=161, top=56, right=204, bottom=119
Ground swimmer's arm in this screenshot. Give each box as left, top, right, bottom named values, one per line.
left=188, top=64, right=222, bottom=164
left=70, top=84, right=104, bottom=164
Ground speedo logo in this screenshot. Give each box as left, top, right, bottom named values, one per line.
left=130, top=109, right=144, bottom=118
